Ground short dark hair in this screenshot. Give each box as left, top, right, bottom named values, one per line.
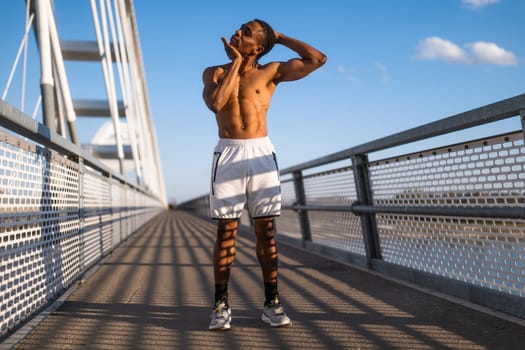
left=254, top=19, right=276, bottom=59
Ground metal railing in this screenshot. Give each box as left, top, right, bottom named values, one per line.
left=180, top=93, right=525, bottom=320
left=0, top=100, right=165, bottom=338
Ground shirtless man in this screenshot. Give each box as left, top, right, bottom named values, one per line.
left=202, top=19, right=326, bottom=330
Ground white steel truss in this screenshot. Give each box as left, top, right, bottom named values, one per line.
left=10, top=0, right=167, bottom=203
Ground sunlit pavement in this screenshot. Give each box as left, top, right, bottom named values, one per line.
left=8, top=210, right=525, bottom=350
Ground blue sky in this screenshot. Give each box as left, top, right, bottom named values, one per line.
left=1, top=0, right=524, bottom=203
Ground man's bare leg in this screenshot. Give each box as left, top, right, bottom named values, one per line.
left=254, top=216, right=291, bottom=326
left=254, top=217, right=279, bottom=302
left=209, top=218, right=237, bottom=330
left=213, top=218, right=238, bottom=303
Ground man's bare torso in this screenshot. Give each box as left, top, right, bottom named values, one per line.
left=212, top=62, right=279, bottom=139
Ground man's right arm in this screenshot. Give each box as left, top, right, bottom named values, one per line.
left=202, top=38, right=243, bottom=114
left=202, top=66, right=221, bottom=113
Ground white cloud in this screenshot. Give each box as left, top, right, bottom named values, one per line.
left=461, top=0, right=500, bottom=9
left=414, top=37, right=519, bottom=66
left=467, top=41, right=518, bottom=65
left=414, top=37, right=471, bottom=63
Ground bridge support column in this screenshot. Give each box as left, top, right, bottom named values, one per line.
left=35, top=0, right=57, bottom=131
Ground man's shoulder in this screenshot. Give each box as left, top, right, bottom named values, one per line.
left=203, top=64, right=230, bottom=81
left=205, top=63, right=231, bottom=71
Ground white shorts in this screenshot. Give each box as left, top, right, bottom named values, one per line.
left=209, top=137, right=281, bottom=219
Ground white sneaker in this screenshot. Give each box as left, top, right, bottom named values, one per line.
left=209, top=301, right=231, bottom=330
left=261, top=296, right=292, bottom=327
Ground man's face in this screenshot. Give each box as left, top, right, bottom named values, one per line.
left=230, top=21, right=265, bottom=56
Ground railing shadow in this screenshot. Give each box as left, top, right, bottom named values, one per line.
left=12, top=210, right=525, bottom=350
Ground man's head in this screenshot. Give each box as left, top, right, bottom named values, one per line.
left=230, top=19, right=276, bottom=60
left=253, top=19, right=276, bottom=59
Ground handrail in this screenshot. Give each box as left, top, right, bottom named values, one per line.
left=283, top=203, right=525, bottom=220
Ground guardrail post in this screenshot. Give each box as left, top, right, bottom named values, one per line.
left=521, top=110, right=525, bottom=139
left=292, top=170, right=312, bottom=244
left=351, top=154, right=382, bottom=264
left=78, top=157, right=85, bottom=273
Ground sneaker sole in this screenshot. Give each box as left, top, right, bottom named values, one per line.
left=208, top=318, right=231, bottom=331
left=261, top=313, right=292, bottom=327
left=208, top=323, right=231, bottom=331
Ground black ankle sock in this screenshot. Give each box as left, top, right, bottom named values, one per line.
left=215, top=284, right=228, bottom=305
left=264, top=282, right=279, bottom=305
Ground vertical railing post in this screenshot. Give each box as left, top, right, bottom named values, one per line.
left=520, top=109, right=525, bottom=142
left=352, top=154, right=382, bottom=265
left=108, top=174, right=114, bottom=249
left=78, top=157, right=85, bottom=273
left=292, top=170, right=312, bottom=244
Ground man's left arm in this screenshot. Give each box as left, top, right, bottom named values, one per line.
left=273, top=32, right=327, bottom=83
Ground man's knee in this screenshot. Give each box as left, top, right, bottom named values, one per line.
left=254, top=217, right=276, bottom=238
left=217, top=219, right=239, bottom=240
left=255, top=216, right=275, bottom=228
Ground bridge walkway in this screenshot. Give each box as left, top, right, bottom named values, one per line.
left=7, top=210, right=525, bottom=350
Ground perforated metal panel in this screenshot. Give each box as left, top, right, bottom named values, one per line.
left=303, top=166, right=356, bottom=206
left=0, top=134, right=80, bottom=334
left=377, top=214, right=525, bottom=296
left=82, top=166, right=112, bottom=269
left=369, top=132, right=525, bottom=297
left=0, top=130, right=164, bottom=336
left=111, top=180, right=123, bottom=244
left=303, top=167, right=364, bottom=254
left=183, top=194, right=209, bottom=219
left=275, top=178, right=302, bottom=239
left=370, top=132, right=525, bottom=207
left=308, top=211, right=365, bottom=254
left=278, top=167, right=366, bottom=255
left=275, top=209, right=302, bottom=240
